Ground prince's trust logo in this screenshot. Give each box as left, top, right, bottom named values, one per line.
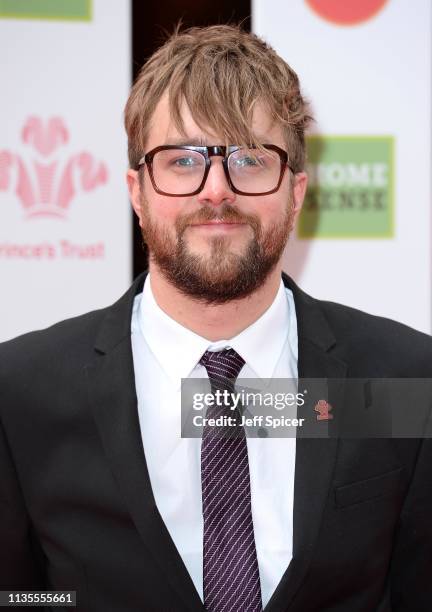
left=0, top=116, right=108, bottom=219
left=314, top=399, right=333, bottom=420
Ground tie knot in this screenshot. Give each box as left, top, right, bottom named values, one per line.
left=199, top=348, right=245, bottom=387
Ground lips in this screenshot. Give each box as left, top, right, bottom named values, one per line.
left=189, top=221, right=247, bottom=232
left=189, top=218, right=246, bottom=226
left=191, top=221, right=244, bottom=225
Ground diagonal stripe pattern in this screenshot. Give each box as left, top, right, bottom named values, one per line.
left=200, top=348, right=262, bottom=612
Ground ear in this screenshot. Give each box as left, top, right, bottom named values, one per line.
left=126, top=169, right=144, bottom=228
left=291, top=171, right=308, bottom=223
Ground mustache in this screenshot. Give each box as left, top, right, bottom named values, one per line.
left=176, top=204, right=258, bottom=231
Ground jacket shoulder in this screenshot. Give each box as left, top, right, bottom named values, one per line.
left=0, top=306, right=109, bottom=377
left=318, top=298, right=432, bottom=376
left=0, top=273, right=146, bottom=372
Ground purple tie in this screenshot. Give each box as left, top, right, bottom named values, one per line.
left=200, top=348, right=263, bottom=612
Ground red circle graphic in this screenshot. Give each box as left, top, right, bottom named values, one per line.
left=306, top=0, right=389, bottom=26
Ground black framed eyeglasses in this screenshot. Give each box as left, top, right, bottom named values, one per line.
left=137, top=144, right=295, bottom=196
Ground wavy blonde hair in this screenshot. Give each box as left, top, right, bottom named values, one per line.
left=124, top=23, right=313, bottom=173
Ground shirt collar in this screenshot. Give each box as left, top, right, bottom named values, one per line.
left=138, top=275, right=291, bottom=389
left=220, top=279, right=290, bottom=379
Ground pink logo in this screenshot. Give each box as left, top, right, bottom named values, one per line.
left=0, top=116, right=108, bottom=219
left=314, top=399, right=333, bottom=421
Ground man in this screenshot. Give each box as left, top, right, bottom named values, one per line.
left=0, top=23, right=431, bottom=612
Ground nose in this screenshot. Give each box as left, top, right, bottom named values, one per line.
left=197, top=157, right=236, bottom=207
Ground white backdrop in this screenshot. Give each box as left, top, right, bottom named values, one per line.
left=0, top=0, right=131, bottom=341
left=253, top=0, right=431, bottom=334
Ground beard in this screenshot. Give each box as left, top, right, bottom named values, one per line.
left=140, top=199, right=294, bottom=305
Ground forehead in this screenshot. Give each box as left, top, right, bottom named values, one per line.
left=145, top=92, right=286, bottom=150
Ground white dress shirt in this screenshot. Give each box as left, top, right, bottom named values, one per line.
left=130, top=274, right=298, bottom=607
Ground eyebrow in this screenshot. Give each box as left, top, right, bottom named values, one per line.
left=163, top=134, right=271, bottom=146
left=163, top=137, right=208, bottom=146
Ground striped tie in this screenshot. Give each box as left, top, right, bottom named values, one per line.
left=200, top=348, right=262, bottom=612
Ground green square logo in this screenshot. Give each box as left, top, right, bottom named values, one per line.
left=0, top=0, right=91, bottom=21
left=298, top=136, right=394, bottom=239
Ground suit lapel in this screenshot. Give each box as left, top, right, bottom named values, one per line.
left=263, top=274, right=347, bottom=612
left=85, top=271, right=346, bottom=612
left=86, top=272, right=204, bottom=612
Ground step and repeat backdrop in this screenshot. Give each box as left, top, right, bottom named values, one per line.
left=253, top=0, right=431, bottom=333
left=0, top=0, right=430, bottom=339
left=0, top=0, right=131, bottom=341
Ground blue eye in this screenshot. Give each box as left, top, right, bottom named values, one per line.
left=174, top=157, right=197, bottom=167
left=234, top=156, right=259, bottom=168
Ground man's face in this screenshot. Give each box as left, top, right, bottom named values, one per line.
left=127, top=93, right=307, bottom=303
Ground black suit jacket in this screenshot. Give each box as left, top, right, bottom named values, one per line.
left=0, top=272, right=431, bottom=612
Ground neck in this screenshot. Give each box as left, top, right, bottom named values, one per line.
left=147, top=263, right=283, bottom=341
